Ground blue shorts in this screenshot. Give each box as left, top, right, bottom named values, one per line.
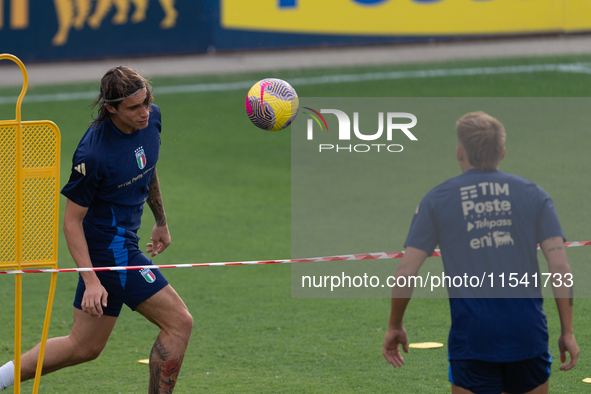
left=73, top=250, right=169, bottom=317
left=449, top=351, right=552, bottom=394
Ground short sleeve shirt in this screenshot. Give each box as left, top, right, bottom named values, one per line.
left=61, top=104, right=162, bottom=251
left=404, top=169, right=565, bottom=362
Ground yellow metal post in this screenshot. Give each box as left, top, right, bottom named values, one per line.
left=32, top=272, right=58, bottom=393
left=14, top=274, right=22, bottom=393
left=0, top=53, right=61, bottom=394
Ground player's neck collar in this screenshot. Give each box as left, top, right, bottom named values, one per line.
left=465, top=168, right=500, bottom=173
left=108, top=119, right=139, bottom=139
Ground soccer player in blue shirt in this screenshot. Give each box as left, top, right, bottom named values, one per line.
left=382, top=112, right=579, bottom=394
left=0, top=66, right=193, bottom=393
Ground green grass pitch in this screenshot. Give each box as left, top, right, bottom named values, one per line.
left=1, top=53, right=591, bottom=393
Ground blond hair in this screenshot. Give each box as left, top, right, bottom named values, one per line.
left=456, top=112, right=505, bottom=170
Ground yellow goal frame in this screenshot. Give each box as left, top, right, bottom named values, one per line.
left=0, top=54, right=61, bottom=394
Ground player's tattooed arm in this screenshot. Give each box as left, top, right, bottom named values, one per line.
left=546, top=237, right=565, bottom=253
left=541, top=235, right=573, bottom=301
left=545, top=237, right=571, bottom=305
left=146, top=169, right=171, bottom=256
left=147, top=169, right=167, bottom=227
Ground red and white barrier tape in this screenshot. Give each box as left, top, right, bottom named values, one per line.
left=1, top=241, right=590, bottom=275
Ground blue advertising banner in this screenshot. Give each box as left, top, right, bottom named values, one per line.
left=0, top=1, right=589, bottom=62
left=0, top=0, right=209, bottom=61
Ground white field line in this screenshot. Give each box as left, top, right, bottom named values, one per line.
left=1, top=62, right=591, bottom=105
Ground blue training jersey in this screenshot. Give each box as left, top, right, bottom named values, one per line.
left=404, top=169, right=565, bottom=362
left=61, top=104, right=162, bottom=257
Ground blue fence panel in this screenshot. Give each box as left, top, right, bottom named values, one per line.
left=0, top=1, right=585, bottom=63
left=0, top=1, right=208, bottom=61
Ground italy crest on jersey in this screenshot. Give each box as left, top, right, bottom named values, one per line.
left=135, top=147, right=147, bottom=169
left=140, top=268, right=156, bottom=283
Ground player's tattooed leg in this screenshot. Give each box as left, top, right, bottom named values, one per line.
left=148, top=336, right=185, bottom=394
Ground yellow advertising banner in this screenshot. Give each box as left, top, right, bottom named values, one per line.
left=565, top=1, right=591, bottom=32
left=221, top=0, right=578, bottom=35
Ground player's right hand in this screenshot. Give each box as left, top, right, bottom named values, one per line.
left=81, top=282, right=109, bottom=318
left=383, top=326, right=409, bottom=368
left=558, top=333, right=579, bottom=371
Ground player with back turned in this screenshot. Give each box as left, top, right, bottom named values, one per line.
left=0, top=66, right=193, bottom=394
left=382, top=112, right=579, bottom=394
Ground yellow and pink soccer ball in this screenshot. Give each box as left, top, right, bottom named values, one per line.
left=245, top=78, right=299, bottom=131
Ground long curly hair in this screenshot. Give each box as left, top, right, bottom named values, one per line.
left=90, top=66, right=154, bottom=127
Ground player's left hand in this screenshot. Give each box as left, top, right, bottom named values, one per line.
left=147, top=224, right=171, bottom=257
left=558, top=333, right=579, bottom=371
left=383, top=326, right=409, bottom=368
